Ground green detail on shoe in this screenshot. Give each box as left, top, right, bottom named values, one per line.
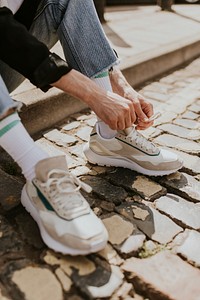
left=36, top=187, right=54, bottom=211
left=91, top=132, right=97, bottom=137
left=116, top=137, right=160, bottom=156
left=0, top=120, right=20, bottom=137
left=94, top=71, right=109, bottom=78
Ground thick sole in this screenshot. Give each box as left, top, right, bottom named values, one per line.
left=84, top=144, right=182, bottom=176
left=21, top=185, right=108, bottom=256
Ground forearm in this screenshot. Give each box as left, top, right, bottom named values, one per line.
left=51, top=69, right=106, bottom=107
left=109, top=67, right=133, bottom=97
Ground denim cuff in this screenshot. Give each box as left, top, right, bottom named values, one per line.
left=30, top=53, right=72, bottom=92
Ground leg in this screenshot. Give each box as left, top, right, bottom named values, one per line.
left=30, top=0, right=118, bottom=77
left=0, top=75, right=20, bottom=114
left=29, top=0, right=183, bottom=176
left=30, top=0, right=118, bottom=138
left=0, top=74, right=48, bottom=180
left=0, top=73, right=108, bottom=255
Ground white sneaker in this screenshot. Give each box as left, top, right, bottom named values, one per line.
left=21, top=156, right=108, bottom=255
left=84, top=125, right=183, bottom=176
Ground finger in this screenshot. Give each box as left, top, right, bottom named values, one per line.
left=125, top=112, right=133, bottom=129
left=136, top=121, right=153, bottom=130
left=142, top=103, right=154, bottom=119
left=137, top=119, right=154, bottom=126
left=145, top=105, right=154, bottom=119
left=107, top=118, right=118, bottom=130
left=128, top=103, right=137, bottom=124
left=134, top=101, right=149, bottom=122
left=117, top=118, right=126, bottom=131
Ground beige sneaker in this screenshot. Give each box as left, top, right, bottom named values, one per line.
left=84, top=125, right=183, bottom=176
left=21, top=156, right=108, bottom=255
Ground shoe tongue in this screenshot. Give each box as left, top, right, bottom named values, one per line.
left=35, top=156, right=68, bottom=182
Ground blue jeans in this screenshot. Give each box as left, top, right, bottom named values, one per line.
left=0, top=0, right=117, bottom=117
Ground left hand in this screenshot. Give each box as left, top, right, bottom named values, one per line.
left=109, top=67, right=154, bottom=130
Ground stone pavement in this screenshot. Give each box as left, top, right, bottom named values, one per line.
left=0, top=52, right=200, bottom=299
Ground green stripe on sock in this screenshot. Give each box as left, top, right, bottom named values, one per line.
left=94, top=71, right=109, bottom=79
left=0, top=120, right=20, bottom=138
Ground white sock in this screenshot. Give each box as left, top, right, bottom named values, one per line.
left=92, top=71, right=117, bottom=139
left=0, top=112, right=48, bottom=181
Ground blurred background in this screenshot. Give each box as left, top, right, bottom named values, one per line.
left=93, top=0, right=200, bottom=22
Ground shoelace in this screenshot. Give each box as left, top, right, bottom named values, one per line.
left=125, top=127, right=158, bottom=153
left=40, top=169, right=92, bottom=211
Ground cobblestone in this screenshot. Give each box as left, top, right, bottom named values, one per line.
left=160, top=172, right=200, bottom=202
left=116, top=202, right=182, bottom=244
left=0, top=216, right=25, bottom=258
left=157, top=123, right=200, bottom=140
left=82, top=176, right=128, bottom=205
left=155, top=194, right=200, bottom=230
left=173, top=118, right=200, bottom=130
left=44, top=129, right=77, bottom=146
left=162, top=148, right=200, bottom=175
left=154, top=134, right=200, bottom=154
left=181, top=110, right=199, bottom=120
left=103, top=214, right=134, bottom=245
left=1, top=53, right=200, bottom=299
left=12, top=267, right=63, bottom=300
left=106, top=170, right=166, bottom=201
left=0, top=169, right=23, bottom=212
left=172, top=229, right=200, bottom=267
left=122, top=251, right=200, bottom=300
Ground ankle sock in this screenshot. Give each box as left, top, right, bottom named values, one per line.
left=0, top=112, right=48, bottom=181
left=92, top=71, right=117, bottom=139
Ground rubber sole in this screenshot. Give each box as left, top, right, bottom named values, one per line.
left=84, top=144, right=182, bottom=176
left=21, top=185, right=108, bottom=256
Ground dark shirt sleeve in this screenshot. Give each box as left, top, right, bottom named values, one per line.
left=0, top=7, right=71, bottom=91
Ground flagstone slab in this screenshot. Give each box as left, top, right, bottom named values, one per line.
left=158, top=123, right=200, bottom=140
left=15, top=212, right=44, bottom=249
left=103, top=215, right=134, bottom=245
left=116, top=202, right=182, bottom=244
left=161, top=148, right=200, bottom=175
left=81, top=176, right=128, bottom=205
left=173, top=118, right=200, bottom=130
left=44, top=129, right=77, bottom=146
left=154, top=134, right=200, bottom=154
left=75, top=126, right=92, bottom=142
left=0, top=215, right=24, bottom=257
left=12, top=266, right=63, bottom=300
left=122, top=251, right=200, bottom=300
left=106, top=170, right=166, bottom=201
left=172, top=230, right=200, bottom=267
left=155, top=194, right=200, bottom=230
left=181, top=110, right=199, bottom=120
left=62, top=121, right=80, bottom=131
left=160, top=172, right=200, bottom=202
left=0, top=169, right=23, bottom=212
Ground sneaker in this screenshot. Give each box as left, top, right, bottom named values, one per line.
left=21, top=156, right=108, bottom=255
left=84, top=125, right=183, bottom=176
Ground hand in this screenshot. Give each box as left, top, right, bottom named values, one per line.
left=89, top=91, right=137, bottom=130
left=110, top=67, right=154, bottom=130
left=128, top=88, right=154, bottom=130
left=52, top=70, right=136, bottom=130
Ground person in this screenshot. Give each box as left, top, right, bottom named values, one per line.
left=0, top=0, right=183, bottom=255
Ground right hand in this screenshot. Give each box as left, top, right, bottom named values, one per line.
left=52, top=70, right=136, bottom=130
left=89, top=91, right=137, bottom=130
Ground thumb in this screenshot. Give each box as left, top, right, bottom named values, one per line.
left=134, top=102, right=148, bottom=122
